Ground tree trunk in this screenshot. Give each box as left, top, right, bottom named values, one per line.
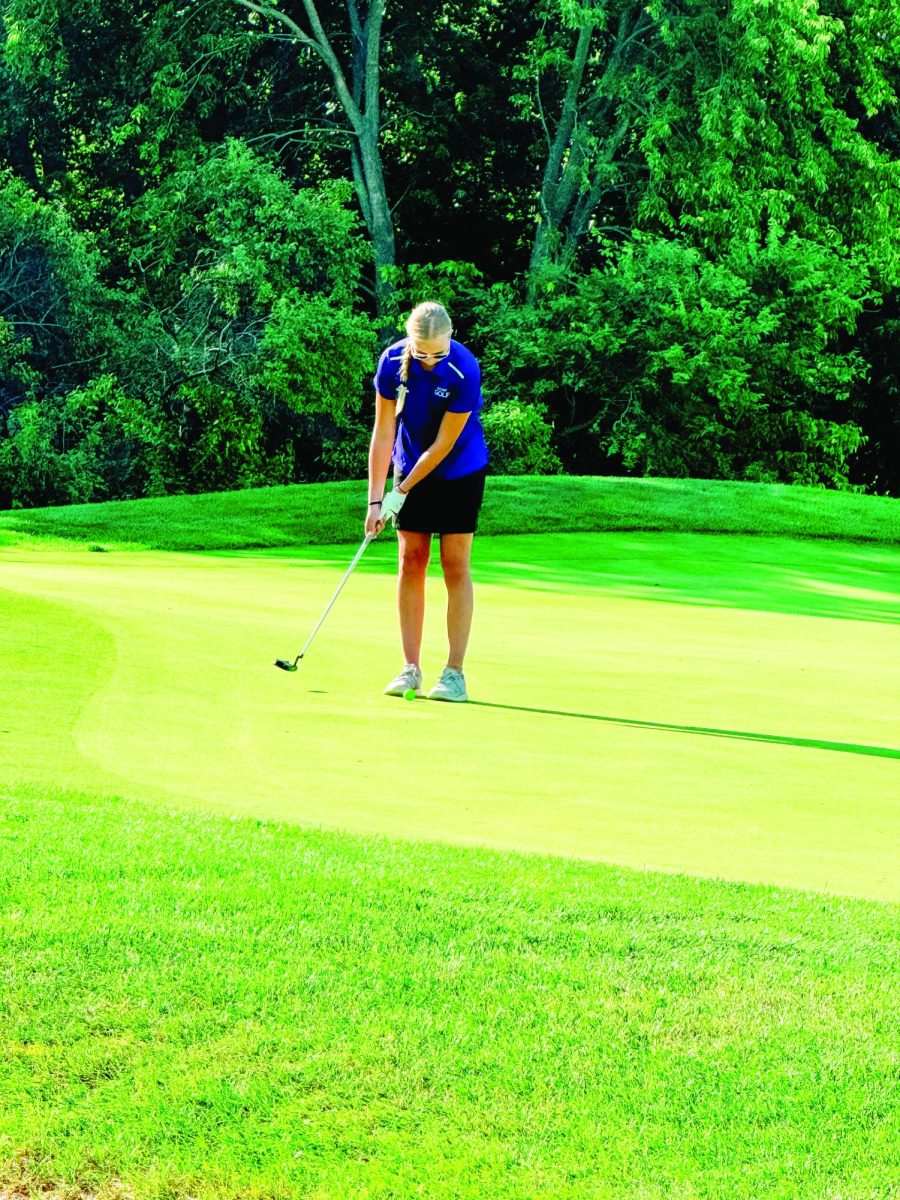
left=357, top=129, right=396, bottom=319
left=527, top=16, right=595, bottom=295
left=238, top=0, right=396, bottom=321
left=527, top=5, right=649, bottom=302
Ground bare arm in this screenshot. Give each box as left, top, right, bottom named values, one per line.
left=366, top=392, right=397, bottom=535
left=398, top=410, right=472, bottom=493
left=368, top=392, right=397, bottom=497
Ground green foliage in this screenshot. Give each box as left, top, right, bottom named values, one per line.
left=641, top=0, right=900, bottom=286
left=0, top=375, right=164, bottom=506
left=0, top=141, right=378, bottom=504
left=848, top=291, right=900, bottom=494
left=169, top=380, right=292, bottom=494
left=476, top=233, right=871, bottom=485
left=0, top=317, right=37, bottom=401
left=0, top=168, right=113, bottom=377
left=317, top=418, right=372, bottom=482
left=108, top=142, right=376, bottom=491
left=380, top=260, right=486, bottom=337
left=124, top=141, right=366, bottom=312
left=481, top=397, right=562, bottom=475
left=256, top=293, right=376, bottom=420
left=2, top=0, right=899, bottom=499
left=1, top=0, right=259, bottom=223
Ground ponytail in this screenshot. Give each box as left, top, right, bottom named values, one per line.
left=396, top=343, right=413, bottom=417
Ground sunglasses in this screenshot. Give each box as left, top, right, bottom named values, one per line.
left=409, top=329, right=454, bottom=361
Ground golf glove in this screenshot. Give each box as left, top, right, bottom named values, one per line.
left=380, top=488, right=408, bottom=526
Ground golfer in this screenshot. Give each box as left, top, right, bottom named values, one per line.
left=366, top=301, right=489, bottom=702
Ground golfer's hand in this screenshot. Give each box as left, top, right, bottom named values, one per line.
left=365, top=503, right=385, bottom=538
left=380, top=488, right=407, bottom=525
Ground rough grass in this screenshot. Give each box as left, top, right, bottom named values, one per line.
left=0, top=476, right=897, bottom=552
left=1, top=786, right=898, bottom=1200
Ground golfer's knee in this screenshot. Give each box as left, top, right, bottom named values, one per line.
left=441, top=558, right=471, bottom=589
left=399, top=546, right=430, bottom=578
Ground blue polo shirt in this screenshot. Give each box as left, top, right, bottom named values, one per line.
left=374, top=338, right=489, bottom=480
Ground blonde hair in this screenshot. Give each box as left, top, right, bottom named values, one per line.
left=396, top=302, right=453, bottom=416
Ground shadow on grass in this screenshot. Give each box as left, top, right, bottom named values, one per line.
left=236, top=532, right=900, bottom=624
left=467, top=701, right=900, bottom=761
left=469, top=534, right=900, bottom=625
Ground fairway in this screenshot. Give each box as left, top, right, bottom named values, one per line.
left=2, top=530, right=898, bottom=901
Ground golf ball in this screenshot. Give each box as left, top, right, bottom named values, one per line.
left=403, top=688, right=417, bottom=702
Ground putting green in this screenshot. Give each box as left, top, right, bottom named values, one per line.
left=1, top=532, right=898, bottom=901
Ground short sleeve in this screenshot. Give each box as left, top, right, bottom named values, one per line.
left=447, top=358, right=481, bottom=414
left=374, top=348, right=399, bottom=401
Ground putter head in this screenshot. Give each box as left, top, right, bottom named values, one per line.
left=274, top=658, right=299, bottom=672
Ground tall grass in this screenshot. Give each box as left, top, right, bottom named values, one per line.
left=2, top=785, right=898, bottom=1199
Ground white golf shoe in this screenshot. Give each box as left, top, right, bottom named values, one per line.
left=384, top=663, right=423, bottom=697
left=427, top=667, right=468, bottom=703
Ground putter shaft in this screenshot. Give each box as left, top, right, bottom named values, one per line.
left=275, top=533, right=374, bottom=670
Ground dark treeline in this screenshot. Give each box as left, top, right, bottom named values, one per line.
left=1, top=0, right=898, bottom=507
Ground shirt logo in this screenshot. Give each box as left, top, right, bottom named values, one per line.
left=434, top=387, right=450, bottom=399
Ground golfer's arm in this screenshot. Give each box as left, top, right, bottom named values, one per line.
left=400, top=411, right=471, bottom=493
left=368, top=393, right=397, bottom=501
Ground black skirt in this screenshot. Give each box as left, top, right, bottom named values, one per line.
left=395, top=467, right=487, bottom=535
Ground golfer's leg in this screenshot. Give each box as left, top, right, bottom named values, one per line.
left=440, top=534, right=474, bottom=671
left=398, top=530, right=431, bottom=665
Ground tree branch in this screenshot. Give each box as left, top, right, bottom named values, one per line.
left=535, top=75, right=553, bottom=154
left=568, top=115, right=634, bottom=242
left=346, top=0, right=363, bottom=44
left=236, top=1, right=321, bottom=55
left=298, top=0, right=365, bottom=136
left=539, top=17, right=596, bottom=224
left=350, top=141, right=373, bottom=228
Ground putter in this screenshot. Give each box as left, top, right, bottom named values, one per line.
left=274, top=533, right=374, bottom=671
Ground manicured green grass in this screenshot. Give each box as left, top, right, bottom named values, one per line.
left=2, top=533, right=898, bottom=900
left=0, top=475, right=898, bottom=552
left=1, top=785, right=898, bottom=1200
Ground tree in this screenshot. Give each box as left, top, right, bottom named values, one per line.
left=639, top=0, right=900, bottom=277
left=237, top=0, right=396, bottom=317
left=474, top=232, right=871, bottom=485
left=3, top=0, right=898, bottom=497
left=1, top=0, right=261, bottom=224
left=517, top=0, right=658, bottom=293
left=0, top=166, right=112, bottom=395
left=375, top=0, right=539, bottom=280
